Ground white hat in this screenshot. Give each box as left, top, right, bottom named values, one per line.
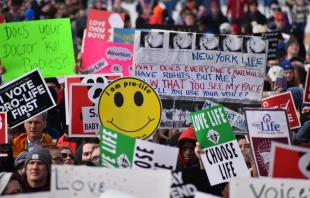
left=268, top=66, right=284, bottom=82
left=220, top=23, right=231, bottom=34
left=0, top=172, right=12, bottom=195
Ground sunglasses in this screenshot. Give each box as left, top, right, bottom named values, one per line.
left=62, top=153, right=74, bottom=160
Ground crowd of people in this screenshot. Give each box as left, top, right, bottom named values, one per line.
left=0, top=0, right=310, bottom=197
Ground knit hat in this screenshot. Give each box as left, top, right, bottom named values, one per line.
left=268, top=66, right=284, bottom=82
left=0, top=172, right=13, bottom=195
left=286, top=38, right=298, bottom=51
left=152, top=5, right=164, bottom=16
left=24, top=9, right=35, bottom=20
left=231, top=24, right=240, bottom=34
left=280, top=60, right=294, bottom=71
left=274, top=13, right=285, bottom=21
left=267, top=21, right=278, bottom=32
left=220, top=22, right=231, bottom=34
left=15, top=151, right=29, bottom=170
left=25, top=147, right=52, bottom=173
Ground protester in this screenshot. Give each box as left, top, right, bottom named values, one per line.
left=41, top=144, right=64, bottom=165
left=15, top=151, right=29, bottom=176
left=12, top=113, right=53, bottom=158
left=91, top=147, right=99, bottom=166
left=226, top=0, right=249, bottom=25
left=79, top=139, right=99, bottom=163
left=237, top=136, right=251, bottom=153
left=280, top=60, right=299, bottom=88
left=20, top=147, right=52, bottom=193
left=60, top=146, right=75, bottom=165
left=206, top=1, right=228, bottom=34
left=286, top=38, right=300, bottom=60
left=291, top=0, right=309, bottom=38
left=0, top=172, right=21, bottom=195
left=243, top=0, right=266, bottom=25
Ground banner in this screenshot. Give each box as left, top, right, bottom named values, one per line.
left=136, top=24, right=199, bottom=33
left=64, top=74, right=123, bottom=125
left=244, top=109, right=292, bottom=177
left=51, top=165, right=171, bottom=198
left=0, top=112, right=7, bottom=144
left=1, top=192, right=57, bottom=198
left=69, top=83, right=103, bottom=137
left=82, top=40, right=133, bottom=76
left=0, top=18, right=75, bottom=81
left=253, top=31, right=279, bottom=60
left=171, top=168, right=220, bottom=198
left=269, top=142, right=310, bottom=179
left=304, top=70, right=310, bottom=103
left=98, top=77, right=162, bottom=139
left=230, top=178, right=310, bottom=198
left=133, top=31, right=267, bottom=102
left=262, top=92, right=301, bottom=129
left=203, top=99, right=247, bottom=131
left=190, top=105, right=248, bottom=185
left=100, top=125, right=178, bottom=169
left=86, top=9, right=125, bottom=42
left=0, top=69, right=56, bottom=128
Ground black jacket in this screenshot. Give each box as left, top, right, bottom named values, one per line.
left=243, top=11, right=267, bottom=25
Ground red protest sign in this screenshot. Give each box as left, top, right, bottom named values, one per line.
left=304, top=71, right=310, bottom=103
left=64, top=74, right=123, bottom=125
left=262, top=92, right=300, bottom=129
left=269, top=142, right=310, bottom=179
left=0, top=112, right=7, bottom=144
left=86, top=9, right=125, bottom=42
left=69, top=83, right=103, bottom=137
left=0, top=16, right=5, bottom=24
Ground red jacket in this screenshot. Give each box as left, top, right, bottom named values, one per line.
left=227, top=0, right=249, bottom=19
left=177, top=128, right=197, bottom=168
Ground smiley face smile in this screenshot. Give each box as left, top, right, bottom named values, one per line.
left=107, top=116, right=155, bottom=132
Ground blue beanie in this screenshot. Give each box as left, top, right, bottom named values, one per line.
left=24, top=9, right=35, bottom=20
left=280, top=60, right=294, bottom=71
left=300, top=103, right=310, bottom=111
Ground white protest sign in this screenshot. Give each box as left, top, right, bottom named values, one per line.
left=0, top=192, right=58, bottom=198
left=195, top=192, right=221, bottom=198
left=133, top=31, right=267, bottom=101
left=244, top=109, right=292, bottom=177
left=51, top=165, right=171, bottom=198
left=203, top=99, right=247, bottom=131
left=229, top=177, right=310, bottom=198
left=99, top=190, right=140, bottom=198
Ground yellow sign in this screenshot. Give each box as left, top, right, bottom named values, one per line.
left=98, top=77, right=162, bottom=139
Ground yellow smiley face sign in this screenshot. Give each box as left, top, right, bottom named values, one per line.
left=98, top=77, right=162, bottom=139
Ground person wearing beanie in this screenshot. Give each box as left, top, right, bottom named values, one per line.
left=12, top=113, right=53, bottom=158
left=242, top=0, right=266, bottom=25
left=15, top=151, right=29, bottom=176
left=149, top=5, right=164, bottom=25
left=20, top=147, right=52, bottom=193
left=286, top=38, right=300, bottom=60
left=280, top=60, right=298, bottom=88
left=230, top=24, right=240, bottom=35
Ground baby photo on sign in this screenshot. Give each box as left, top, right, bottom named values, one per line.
left=219, top=35, right=242, bottom=52
left=140, top=32, right=164, bottom=48
left=242, top=36, right=267, bottom=54
left=195, top=34, right=219, bottom=50
left=169, top=33, right=193, bottom=49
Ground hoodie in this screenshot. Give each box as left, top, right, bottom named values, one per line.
left=176, top=128, right=198, bottom=170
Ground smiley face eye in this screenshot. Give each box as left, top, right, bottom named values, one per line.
left=114, top=92, right=124, bottom=107
left=134, top=91, right=143, bottom=107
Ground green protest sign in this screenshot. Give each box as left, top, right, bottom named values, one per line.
left=100, top=125, right=178, bottom=170
left=0, top=18, right=75, bottom=81
left=190, top=105, right=236, bottom=148
left=190, top=105, right=248, bottom=186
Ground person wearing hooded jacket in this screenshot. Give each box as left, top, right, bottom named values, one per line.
left=176, top=127, right=222, bottom=196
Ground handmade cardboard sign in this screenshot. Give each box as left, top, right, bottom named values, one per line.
left=51, top=165, right=171, bottom=198
left=269, top=142, right=310, bottom=179
left=113, top=28, right=136, bottom=44
left=69, top=83, right=104, bottom=137
left=203, top=99, right=247, bottom=131
left=86, top=9, right=125, bottom=42
left=0, top=69, right=55, bottom=128
left=244, top=109, right=292, bottom=177
left=64, top=74, right=123, bottom=125
left=230, top=178, right=310, bottom=198
left=0, top=18, right=75, bottom=81
left=100, top=125, right=178, bottom=169
left=98, top=77, right=162, bottom=139
left=82, top=40, right=133, bottom=76
left=0, top=112, right=7, bottom=144
left=262, top=92, right=300, bottom=129
left=190, top=105, right=248, bottom=185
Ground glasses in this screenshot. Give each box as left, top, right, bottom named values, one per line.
left=62, top=153, right=74, bottom=160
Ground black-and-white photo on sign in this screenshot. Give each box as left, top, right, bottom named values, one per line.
left=195, top=34, right=219, bottom=50
left=219, top=35, right=242, bottom=52
left=140, top=32, right=165, bottom=48
left=0, top=69, right=56, bottom=127
left=242, top=36, right=267, bottom=54
left=169, top=33, right=193, bottom=49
